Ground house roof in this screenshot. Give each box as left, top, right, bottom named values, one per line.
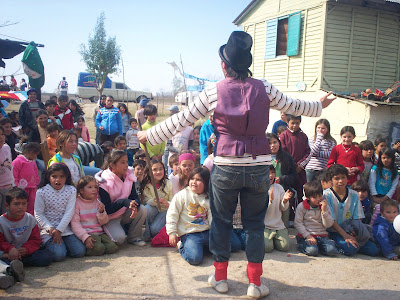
left=233, top=0, right=400, bottom=25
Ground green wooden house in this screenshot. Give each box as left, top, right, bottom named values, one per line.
left=234, top=0, right=400, bottom=142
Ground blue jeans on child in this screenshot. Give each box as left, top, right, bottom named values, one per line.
left=329, top=232, right=380, bottom=256
left=209, top=165, right=269, bottom=264
left=179, top=230, right=210, bottom=265
left=2, top=248, right=53, bottom=267
left=44, top=234, right=86, bottom=262
left=143, top=205, right=166, bottom=238
left=297, top=236, right=338, bottom=256
left=230, top=228, right=246, bottom=252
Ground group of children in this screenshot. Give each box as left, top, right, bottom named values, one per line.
left=267, top=114, right=400, bottom=261
left=0, top=94, right=399, bottom=290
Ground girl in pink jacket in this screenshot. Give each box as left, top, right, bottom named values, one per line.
left=71, top=176, right=118, bottom=256
left=12, top=143, right=41, bottom=214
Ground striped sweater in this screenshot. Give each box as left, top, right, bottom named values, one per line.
left=70, top=196, right=109, bottom=243
left=146, top=79, right=322, bottom=166
left=305, top=133, right=336, bottom=171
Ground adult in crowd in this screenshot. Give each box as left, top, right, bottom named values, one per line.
left=138, top=31, right=335, bottom=298
left=135, top=98, right=149, bottom=129
left=18, top=88, right=45, bottom=135
left=58, top=77, right=68, bottom=96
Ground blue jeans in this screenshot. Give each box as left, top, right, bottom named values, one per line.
left=83, top=166, right=101, bottom=176
left=179, top=230, right=210, bottom=265
left=329, top=232, right=380, bottom=256
left=305, top=169, right=323, bottom=183
left=44, top=234, right=86, bottom=262
left=230, top=228, right=246, bottom=251
left=143, top=205, right=166, bottom=238
left=2, top=249, right=53, bottom=267
left=210, top=165, right=269, bottom=263
left=297, top=236, right=338, bottom=256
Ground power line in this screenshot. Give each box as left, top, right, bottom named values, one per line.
left=0, top=33, right=30, bottom=43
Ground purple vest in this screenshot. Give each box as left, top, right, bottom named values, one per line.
left=213, top=78, right=270, bottom=159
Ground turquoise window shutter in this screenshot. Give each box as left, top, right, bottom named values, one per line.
left=265, top=18, right=278, bottom=59
left=287, top=11, right=301, bottom=56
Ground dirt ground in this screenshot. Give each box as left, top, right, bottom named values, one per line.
left=1, top=229, right=399, bottom=299
left=2, top=101, right=400, bottom=299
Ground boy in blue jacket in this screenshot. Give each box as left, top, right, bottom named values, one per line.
left=372, top=199, right=400, bottom=260
left=95, top=96, right=123, bottom=144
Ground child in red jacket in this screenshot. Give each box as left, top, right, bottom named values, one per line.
left=54, top=95, right=73, bottom=130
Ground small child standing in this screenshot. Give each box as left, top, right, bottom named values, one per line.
left=373, top=137, right=387, bottom=165
left=0, top=126, right=14, bottom=214
left=351, top=180, right=371, bottom=224
left=76, top=117, right=90, bottom=142
left=167, top=168, right=211, bottom=265
left=34, top=164, right=86, bottom=261
left=0, top=188, right=52, bottom=269
left=264, top=166, right=292, bottom=253
left=54, top=95, right=73, bottom=130
left=117, top=103, right=131, bottom=135
left=358, top=140, right=375, bottom=182
left=126, top=118, right=140, bottom=157
left=46, top=123, right=59, bottom=157
left=327, top=126, right=364, bottom=186
left=140, top=105, right=165, bottom=160
left=279, top=115, right=310, bottom=220
left=71, top=176, right=118, bottom=256
left=305, top=119, right=336, bottom=182
left=295, top=181, right=338, bottom=256
left=73, top=127, right=84, bottom=143
left=369, top=148, right=399, bottom=206
left=141, top=159, right=173, bottom=239
left=114, top=135, right=133, bottom=166
left=12, top=143, right=41, bottom=215
left=372, top=199, right=400, bottom=260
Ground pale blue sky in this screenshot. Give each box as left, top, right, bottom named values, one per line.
left=1, top=1, right=251, bottom=94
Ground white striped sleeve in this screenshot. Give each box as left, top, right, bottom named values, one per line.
left=147, top=85, right=217, bottom=146
left=263, top=79, right=322, bottom=117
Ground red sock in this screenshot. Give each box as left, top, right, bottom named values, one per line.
left=214, top=261, right=229, bottom=281
left=247, top=262, right=263, bottom=286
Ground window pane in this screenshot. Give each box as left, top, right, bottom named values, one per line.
left=276, top=18, right=288, bottom=56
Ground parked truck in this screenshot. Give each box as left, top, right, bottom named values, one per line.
left=174, top=91, right=198, bottom=106
left=77, top=72, right=152, bottom=102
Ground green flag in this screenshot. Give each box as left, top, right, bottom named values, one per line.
left=21, top=41, right=45, bottom=90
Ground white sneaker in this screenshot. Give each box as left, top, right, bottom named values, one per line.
left=176, top=240, right=182, bottom=250
left=131, top=239, right=146, bottom=246
left=208, top=273, right=228, bottom=293
left=247, top=283, right=269, bottom=298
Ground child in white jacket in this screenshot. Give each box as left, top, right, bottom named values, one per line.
left=167, top=168, right=211, bottom=265
left=264, top=165, right=293, bottom=253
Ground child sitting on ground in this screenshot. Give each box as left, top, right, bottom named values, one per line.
left=0, top=126, right=13, bottom=215
left=71, top=176, right=118, bottom=256
left=168, top=154, right=179, bottom=183
left=324, top=164, right=379, bottom=257
left=167, top=167, right=211, bottom=265
left=141, top=159, right=173, bottom=240
left=132, top=159, right=146, bottom=197
left=34, top=164, right=86, bottom=262
left=170, top=153, right=196, bottom=195
left=46, top=123, right=59, bottom=157
left=0, top=188, right=52, bottom=267
left=351, top=180, right=371, bottom=224
left=295, top=181, right=337, bottom=256
left=12, top=143, right=41, bottom=215
left=264, top=165, right=292, bottom=253
left=0, top=259, right=24, bottom=289
left=76, top=117, right=90, bottom=143
left=372, top=199, right=400, bottom=260
left=114, top=135, right=133, bottom=166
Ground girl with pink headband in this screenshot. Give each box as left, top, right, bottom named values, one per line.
left=170, top=153, right=196, bottom=195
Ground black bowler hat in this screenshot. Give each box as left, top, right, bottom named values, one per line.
left=219, top=31, right=253, bottom=72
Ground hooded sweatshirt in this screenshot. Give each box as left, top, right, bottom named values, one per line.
left=372, top=214, right=400, bottom=259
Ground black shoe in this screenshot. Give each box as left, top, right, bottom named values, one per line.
left=9, top=260, right=25, bottom=282
left=0, top=275, right=15, bottom=289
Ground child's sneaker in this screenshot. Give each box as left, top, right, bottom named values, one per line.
left=9, top=260, right=25, bottom=282
left=0, top=275, right=15, bottom=289
left=247, top=283, right=269, bottom=298
left=208, top=273, right=228, bottom=293
left=131, top=239, right=146, bottom=246
left=176, top=240, right=182, bottom=251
